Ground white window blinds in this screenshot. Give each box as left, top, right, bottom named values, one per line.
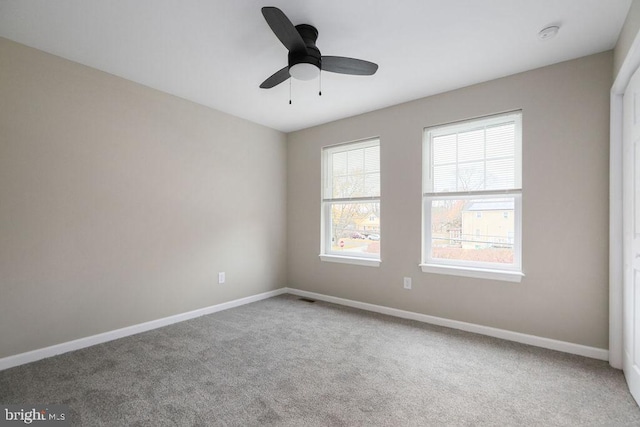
left=427, top=112, right=521, bottom=194
left=325, top=140, right=380, bottom=200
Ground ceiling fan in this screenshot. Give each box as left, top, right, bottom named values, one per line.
left=259, top=6, right=378, bottom=89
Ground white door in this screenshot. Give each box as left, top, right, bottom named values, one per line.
left=623, top=64, right=640, bottom=405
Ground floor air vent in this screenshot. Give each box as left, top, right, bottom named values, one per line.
left=298, top=297, right=316, bottom=303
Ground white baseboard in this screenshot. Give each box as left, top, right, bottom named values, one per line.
left=0, top=288, right=288, bottom=371
left=1, top=286, right=608, bottom=371
left=284, top=288, right=609, bottom=361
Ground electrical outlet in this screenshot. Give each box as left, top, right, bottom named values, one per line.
left=403, top=277, right=412, bottom=290
left=218, top=272, right=225, bottom=284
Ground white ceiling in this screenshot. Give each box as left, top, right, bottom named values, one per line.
left=0, top=0, right=632, bottom=133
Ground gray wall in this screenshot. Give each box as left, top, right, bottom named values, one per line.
left=287, top=52, right=612, bottom=349
left=0, top=38, right=287, bottom=359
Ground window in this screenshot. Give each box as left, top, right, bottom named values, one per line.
left=421, top=112, right=523, bottom=282
left=321, top=138, right=380, bottom=266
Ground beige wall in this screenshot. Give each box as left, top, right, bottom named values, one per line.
left=615, top=0, right=640, bottom=79
left=287, top=52, right=612, bottom=349
left=0, top=38, right=287, bottom=358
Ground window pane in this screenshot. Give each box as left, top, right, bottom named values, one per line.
left=428, top=116, right=518, bottom=194
left=332, top=176, right=357, bottom=198
left=457, top=129, right=484, bottom=162
left=347, top=149, right=364, bottom=174
left=486, top=123, right=515, bottom=158
left=433, top=164, right=457, bottom=192
left=486, top=158, right=514, bottom=190
left=433, top=134, right=457, bottom=165
left=364, top=173, right=380, bottom=197
left=457, top=162, right=484, bottom=191
left=431, top=197, right=515, bottom=265
left=364, top=146, right=380, bottom=173
left=328, top=143, right=379, bottom=199
left=332, top=151, right=348, bottom=176
left=329, top=202, right=380, bottom=256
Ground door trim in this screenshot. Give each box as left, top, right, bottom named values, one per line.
left=611, top=33, right=640, bottom=369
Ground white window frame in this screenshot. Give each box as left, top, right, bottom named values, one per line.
left=420, top=111, right=524, bottom=282
left=320, top=138, right=381, bottom=267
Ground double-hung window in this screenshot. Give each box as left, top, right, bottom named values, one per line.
left=321, top=138, right=380, bottom=267
left=421, top=112, right=523, bottom=282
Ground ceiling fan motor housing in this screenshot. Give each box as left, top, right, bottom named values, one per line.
left=288, top=24, right=321, bottom=70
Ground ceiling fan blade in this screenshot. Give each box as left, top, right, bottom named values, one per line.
left=260, top=66, right=290, bottom=89
left=261, top=7, right=307, bottom=53
left=322, top=56, right=378, bottom=76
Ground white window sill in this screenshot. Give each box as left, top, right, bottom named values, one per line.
left=419, top=263, right=524, bottom=283
left=320, top=254, right=381, bottom=267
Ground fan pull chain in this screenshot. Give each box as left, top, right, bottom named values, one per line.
left=319, top=72, right=322, bottom=96
left=289, top=78, right=292, bottom=105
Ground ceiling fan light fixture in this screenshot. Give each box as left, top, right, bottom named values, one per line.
left=289, top=62, right=320, bottom=81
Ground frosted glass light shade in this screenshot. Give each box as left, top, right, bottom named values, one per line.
left=289, top=63, right=320, bottom=80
